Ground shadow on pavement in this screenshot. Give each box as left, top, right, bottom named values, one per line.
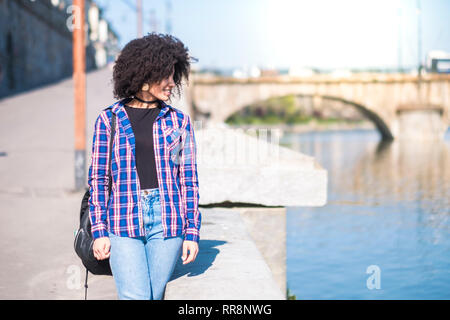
left=170, top=239, right=226, bottom=280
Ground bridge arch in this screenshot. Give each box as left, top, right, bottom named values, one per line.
left=320, top=95, right=394, bottom=140
left=223, top=93, right=394, bottom=140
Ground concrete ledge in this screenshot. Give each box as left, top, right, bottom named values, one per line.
left=196, top=125, right=328, bottom=207
left=165, top=208, right=285, bottom=300
left=236, top=207, right=286, bottom=295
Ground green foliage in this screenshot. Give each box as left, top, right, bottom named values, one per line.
left=286, top=287, right=297, bottom=300
left=225, top=94, right=312, bottom=125
left=225, top=94, right=358, bottom=127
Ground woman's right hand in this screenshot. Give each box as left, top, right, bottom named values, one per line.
left=93, top=237, right=111, bottom=260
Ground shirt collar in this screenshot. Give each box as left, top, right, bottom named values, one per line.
left=111, top=97, right=173, bottom=119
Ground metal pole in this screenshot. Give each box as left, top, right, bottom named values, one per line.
left=397, top=7, right=403, bottom=73
left=416, top=0, right=424, bottom=105
left=73, top=0, right=86, bottom=191
left=166, top=0, right=172, bottom=34
left=150, top=9, right=157, bottom=33
left=120, top=0, right=142, bottom=37
left=137, top=0, right=143, bottom=37
left=417, top=0, right=422, bottom=83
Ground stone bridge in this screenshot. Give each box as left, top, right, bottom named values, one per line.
left=186, top=73, right=450, bottom=140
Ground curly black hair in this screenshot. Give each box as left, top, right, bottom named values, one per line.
left=112, top=32, right=198, bottom=100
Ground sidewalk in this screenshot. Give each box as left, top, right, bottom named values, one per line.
left=166, top=208, right=284, bottom=300
left=0, top=67, right=116, bottom=299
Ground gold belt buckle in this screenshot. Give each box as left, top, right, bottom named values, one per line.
left=143, top=190, right=149, bottom=195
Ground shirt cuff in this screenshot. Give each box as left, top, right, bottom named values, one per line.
left=184, top=227, right=200, bottom=243
left=91, top=222, right=109, bottom=240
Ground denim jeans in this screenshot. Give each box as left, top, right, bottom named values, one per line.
left=108, top=187, right=184, bottom=300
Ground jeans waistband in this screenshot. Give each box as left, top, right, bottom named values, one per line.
left=141, top=187, right=159, bottom=196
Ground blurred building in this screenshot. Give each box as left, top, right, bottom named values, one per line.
left=0, top=0, right=119, bottom=99
left=425, top=51, right=450, bottom=74
left=288, top=66, right=315, bottom=77
left=330, top=69, right=352, bottom=78
left=231, top=65, right=261, bottom=78
left=88, top=1, right=120, bottom=67
left=259, top=68, right=280, bottom=77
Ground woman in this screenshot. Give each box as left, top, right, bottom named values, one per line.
left=88, top=33, right=201, bottom=300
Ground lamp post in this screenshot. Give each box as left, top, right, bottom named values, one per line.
left=73, top=0, right=86, bottom=191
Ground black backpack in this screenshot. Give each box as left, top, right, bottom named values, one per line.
left=74, top=107, right=115, bottom=298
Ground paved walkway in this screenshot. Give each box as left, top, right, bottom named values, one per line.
left=166, top=208, right=284, bottom=300
left=0, top=67, right=284, bottom=300
left=0, top=67, right=117, bottom=299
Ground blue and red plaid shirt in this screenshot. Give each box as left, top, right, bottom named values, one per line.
left=88, top=98, right=201, bottom=242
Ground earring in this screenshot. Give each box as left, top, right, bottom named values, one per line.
left=142, top=83, right=149, bottom=91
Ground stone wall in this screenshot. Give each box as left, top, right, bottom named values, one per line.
left=0, top=0, right=97, bottom=99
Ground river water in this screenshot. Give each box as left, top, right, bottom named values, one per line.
left=282, top=127, right=450, bottom=299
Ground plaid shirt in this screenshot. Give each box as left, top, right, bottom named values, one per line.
left=88, top=98, right=201, bottom=242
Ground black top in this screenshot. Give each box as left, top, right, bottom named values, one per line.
left=124, top=103, right=162, bottom=189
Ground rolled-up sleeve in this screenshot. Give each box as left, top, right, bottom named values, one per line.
left=179, top=114, right=201, bottom=243
left=87, top=112, right=111, bottom=240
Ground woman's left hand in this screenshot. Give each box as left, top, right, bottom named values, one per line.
left=182, top=240, right=199, bottom=264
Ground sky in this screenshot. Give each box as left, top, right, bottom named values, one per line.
left=95, top=0, right=450, bottom=71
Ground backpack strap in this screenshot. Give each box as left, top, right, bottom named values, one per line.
left=106, top=108, right=116, bottom=198
left=84, top=267, right=89, bottom=300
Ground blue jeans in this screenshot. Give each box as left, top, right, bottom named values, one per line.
left=108, top=187, right=184, bottom=300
